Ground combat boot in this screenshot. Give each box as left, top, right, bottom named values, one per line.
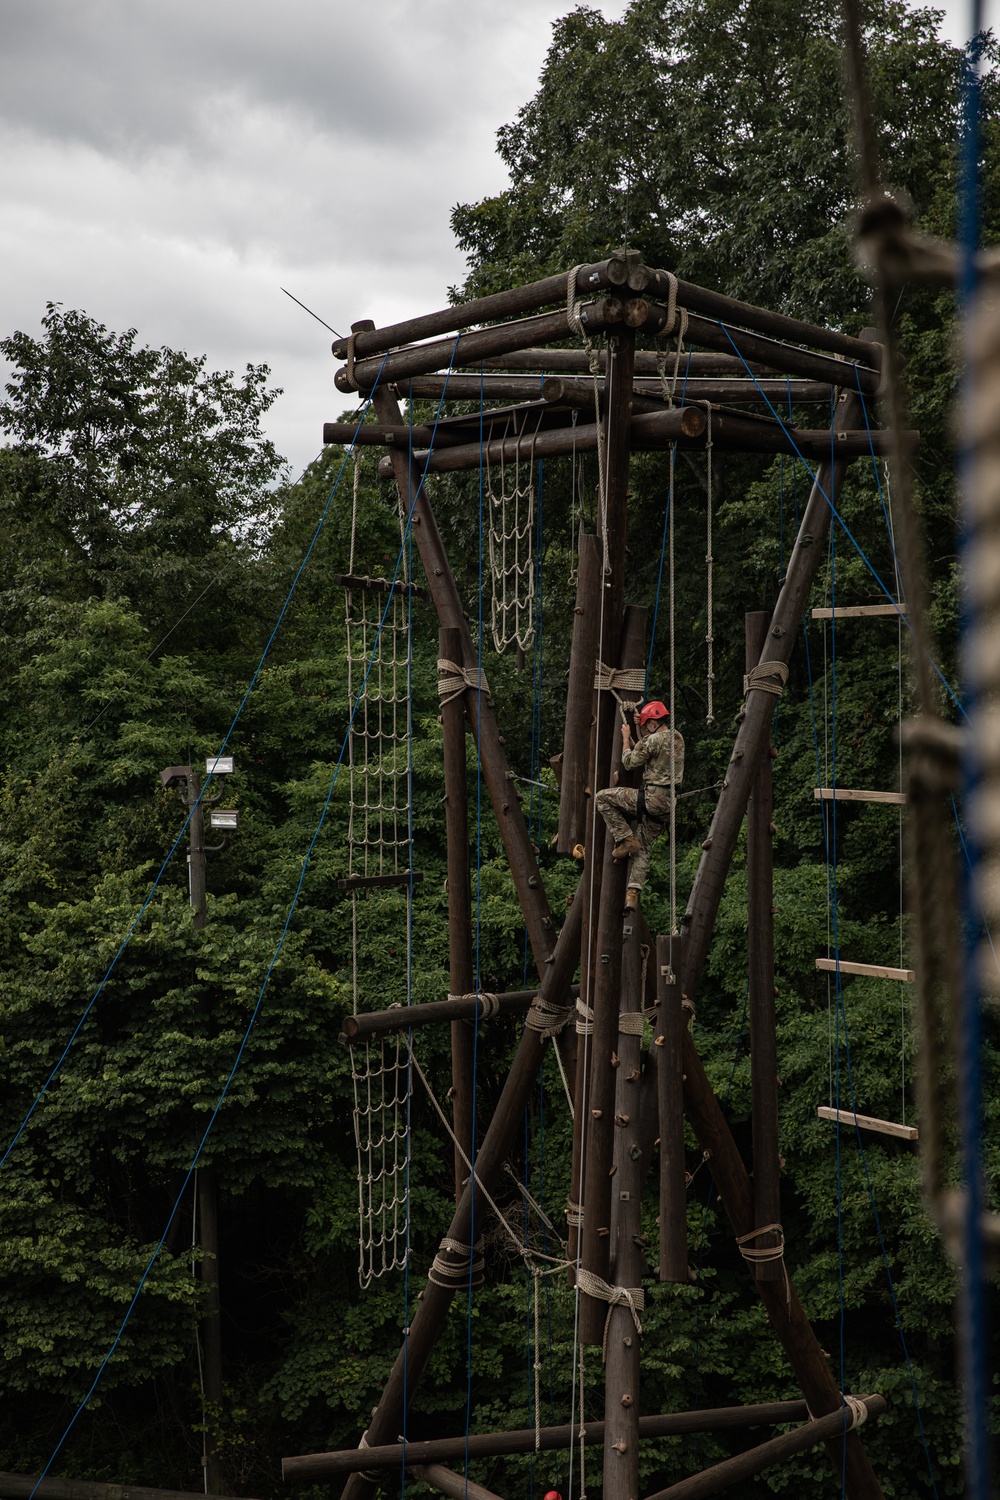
left=612, top=835, right=641, bottom=860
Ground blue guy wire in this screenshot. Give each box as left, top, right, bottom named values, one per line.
left=0, top=375, right=392, bottom=1174
left=956, top=0, right=993, bottom=1489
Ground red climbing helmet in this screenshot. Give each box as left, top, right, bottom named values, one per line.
left=638, top=700, right=669, bottom=726
left=543, top=1492, right=563, bottom=1500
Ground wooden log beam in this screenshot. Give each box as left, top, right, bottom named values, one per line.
left=281, top=1400, right=812, bottom=1478
left=391, top=374, right=836, bottom=405
left=410, top=1465, right=504, bottom=1500
left=681, top=1032, right=886, bottom=1498
left=374, top=406, right=705, bottom=476
left=373, top=414, right=907, bottom=476
left=656, top=934, right=688, bottom=1284
left=487, top=349, right=774, bottom=377
left=441, top=624, right=476, bottom=1199
left=0, top=1477, right=253, bottom=1500
left=370, top=365, right=554, bottom=969
left=336, top=300, right=625, bottom=392
left=628, top=298, right=880, bottom=393
left=628, top=264, right=881, bottom=368
left=679, top=385, right=866, bottom=1005
left=337, top=889, right=585, bottom=1500
left=338, top=986, right=579, bottom=1043
left=602, top=902, right=647, bottom=1500
left=580, top=607, right=647, bottom=1344
left=330, top=259, right=624, bottom=360
left=642, top=1395, right=888, bottom=1500
left=746, top=611, right=781, bottom=1282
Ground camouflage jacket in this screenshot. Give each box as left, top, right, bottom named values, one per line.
left=622, top=725, right=685, bottom=790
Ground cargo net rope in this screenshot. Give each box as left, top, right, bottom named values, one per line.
left=346, top=453, right=413, bottom=1287
left=487, top=415, right=538, bottom=654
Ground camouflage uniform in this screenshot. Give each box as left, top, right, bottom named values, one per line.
left=596, top=726, right=685, bottom=892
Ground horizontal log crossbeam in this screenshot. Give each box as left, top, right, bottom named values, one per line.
left=338, top=985, right=580, bottom=1043
left=281, top=1400, right=812, bottom=1479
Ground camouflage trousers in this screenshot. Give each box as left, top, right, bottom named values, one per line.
left=596, top=784, right=672, bottom=892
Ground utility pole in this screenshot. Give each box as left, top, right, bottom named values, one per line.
left=160, top=760, right=238, bottom=1495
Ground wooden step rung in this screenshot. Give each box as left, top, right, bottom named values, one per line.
left=815, top=957, right=914, bottom=981
left=811, top=603, right=907, bottom=619
left=817, top=1105, right=918, bottom=1141
left=814, top=787, right=906, bottom=805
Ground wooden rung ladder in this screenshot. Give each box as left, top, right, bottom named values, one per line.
left=815, top=957, right=914, bottom=981
left=811, top=603, right=907, bottom=619
left=814, top=787, right=906, bottom=805
left=817, top=1106, right=918, bottom=1141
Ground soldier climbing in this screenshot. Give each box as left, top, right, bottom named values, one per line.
left=596, top=699, right=683, bottom=911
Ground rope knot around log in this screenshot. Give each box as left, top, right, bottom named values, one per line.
left=575, top=996, right=594, bottom=1036
left=437, top=658, right=492, bottom=705
left=807, top=1394, right=870, bottom=1430
left=743, top=659, right=790, bottom=699
left=736, top=1222, right=791, bottom=1307
left=428, top=1236, right=485, bottom=1289
left=594, top=662, right=647, bottom=721
left=565, top=1199, right=584, bottom=1228
left=344, top=332, right=360, bottom=392
left=575, top=1268, right=645, bottom=1361
left=447, top=991, right=501, bottom=1019
left=356, top=1429, right=380, bottom=1483
left=525, top=991, right=574, bottom=1037
left=617, top=1011, right=645, bottom=1036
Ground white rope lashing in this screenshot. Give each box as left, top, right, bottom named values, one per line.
left=447, top=990, right=501, bottom=1018
left=744, top=660, right=790, bottom=698
left=575, top=1268, right=645, bottom=1361
left=437, top=658, right=491, bottom=705
left=593, top=662, right=647, bottom=722
left=736, top=1222, right=791, bottom=1308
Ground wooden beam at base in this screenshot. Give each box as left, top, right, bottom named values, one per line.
left=817, top=1106, right=919, bottom=1141
left=0, top=1476, right=252, bottom=1500
left=281, top=1401, right=813, bottom=1478
left=643, top=1394, right=887, bottom=1500
left=336, top=871, right=423, bottom=892
left=811, top=603, right=907, bottom=619
left=816, top=957, right=914, bottom=982
left=410, top=1466, right=504, bottom=1500
left=814, top=788, right=906, bottom=805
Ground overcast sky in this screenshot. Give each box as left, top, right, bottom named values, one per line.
left=0, top=0, right=985, bottom=477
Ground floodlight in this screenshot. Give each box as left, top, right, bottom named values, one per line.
left=210, top=809, right=239, bottom=831
left=206, top=756, right=235, bottom=776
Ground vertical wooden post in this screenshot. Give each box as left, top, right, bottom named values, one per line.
left=656, top=933, right=688, bottom=1284
left=557, top=534, right=602, bottom=853
left=580, top=604, right=646, bottom=1345
left=681, top=1033, right=885, bottom=1499
left=601, top=900, right=646, bottom=1500
left=440, top=624, right=475, bottom=1198
left=746, top=610, right=781, bottom=1279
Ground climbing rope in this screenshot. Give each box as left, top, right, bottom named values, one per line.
left=345, top=452, right=413, bottom=1287
left=486, top=416, right=539, bottom=654
left=567, top=264, right=609, bottom=572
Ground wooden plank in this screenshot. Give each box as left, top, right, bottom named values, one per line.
left=817, top=1106, right=919, bottom=1141
left=815, top=957, right=914, bottom=981
left=811, top=604, right=907, bottom=619
left=814, top=788, right=906, bottom=804
left=336, top=871, right=423, bottom=892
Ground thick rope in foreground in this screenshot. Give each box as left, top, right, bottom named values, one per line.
left=525, top=990, right=576, bottom=1037
left=575, top=1268, right=645, bottom=1361
left=437, top=657, right=491, bottom=705
left=736, top=1222, right=792, bottom=1308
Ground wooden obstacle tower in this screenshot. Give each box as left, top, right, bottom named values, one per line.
left=282, top=254, right=906, bottom=1500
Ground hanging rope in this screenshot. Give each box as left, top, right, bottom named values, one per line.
left=655, top=277, right=690, bottom=407
left=345, top=453, right=413, bottom=1288
left=704, top=403, right=715, bottom=724
left=668, top=444, right=679, bottom=935
left=486, top=416, right=538, bottom=654
left=567, top=264, right=608, bottom=571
